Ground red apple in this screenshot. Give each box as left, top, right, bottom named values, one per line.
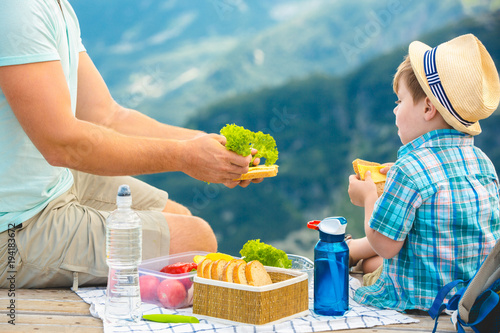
left=179, top=276, right=193, bottom=290
left=157, top=279, right=187, bottom=308
left=139, top=275, right=160, bottom=302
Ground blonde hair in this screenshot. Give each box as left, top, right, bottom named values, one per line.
left=393, top=55, right=427, bottom=104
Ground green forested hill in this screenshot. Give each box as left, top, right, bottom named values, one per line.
left=139, top=10, right=500, bottom=256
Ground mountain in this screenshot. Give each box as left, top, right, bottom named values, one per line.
left=71, top=0, right=497, bottom=125
left=138, top=10, right=500, bottom=257
left=70, top=0, right=500, bottom=257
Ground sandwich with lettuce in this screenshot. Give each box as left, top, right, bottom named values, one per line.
left=220, top=124, right=279, bottom=180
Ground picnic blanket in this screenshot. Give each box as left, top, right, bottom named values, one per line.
left=74, top=277, right=418, bottom=332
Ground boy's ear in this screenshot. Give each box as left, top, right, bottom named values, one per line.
left=423, top=97, right=439, bottom=121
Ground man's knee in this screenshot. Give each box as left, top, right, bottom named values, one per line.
left=192, top=216, right=217, bottom=253
left=166, top=214, right=217, bottom=254
left=164, top=199, right=193, bottom=216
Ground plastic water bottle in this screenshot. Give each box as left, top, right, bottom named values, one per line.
left=307, top=217, right=349, bottom=316
left=104, top=185, right=142, bottom=325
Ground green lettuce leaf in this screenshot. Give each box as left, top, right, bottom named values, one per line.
left=220, top=124, right=278, bottom=166
left=239, top=239, right=292, bottom=269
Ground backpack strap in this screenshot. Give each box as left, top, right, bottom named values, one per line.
left=429, top=279, right=464, bottom=333
left=429, top=279, right=464, bottom=318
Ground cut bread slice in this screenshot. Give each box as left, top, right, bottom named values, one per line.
left=245, top=260, right=273, bottom=286
left=197, top=258, right=212, bottom=278
left=222, top=259, right=246, bottom=283
left=234, top=165, right=278, bottom=181
left=203, top=260, right=215, bottom=279
left=198, top=258, right=273, bottom=286
left=233, top=261, right=248, bottom=285
left=352, top=158, right=386, bottom=197
left=352, top=158, right=379, bottom=172
left=210, top=259, right=228, bottom=281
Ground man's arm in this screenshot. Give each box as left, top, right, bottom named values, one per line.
left=75, top=51, right=263, bottom=188
left=75, top=52, right=202, bottom=140
left=0, top=59, right=251, bottom=182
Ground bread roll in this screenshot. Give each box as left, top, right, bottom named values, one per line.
left=203, top=260, right=214, bottom=279
left=210, top=259, right=227, bottom=281
left=222, top=259, right=246, bottom=283
left=233, top=261, right=248, bottom=285
left=198, top=258, right=273, bottom=287
left=197, top=258, right=212, bottom=278
left=245, top=260, right=273, bottom=286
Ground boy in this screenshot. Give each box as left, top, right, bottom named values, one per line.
left=348, top=34, right=500, bottom=311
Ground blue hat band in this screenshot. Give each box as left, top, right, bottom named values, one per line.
left=423, top=47, right=474, bottom=127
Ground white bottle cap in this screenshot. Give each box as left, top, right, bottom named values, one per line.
left=318, top=217, right=346, bottom=235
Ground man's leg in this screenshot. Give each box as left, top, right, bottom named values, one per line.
left=161, top=198, right=217, bottom=253
left=163, top=199, right=192, bottom=216
left=163, top=212, right=217, bottom=254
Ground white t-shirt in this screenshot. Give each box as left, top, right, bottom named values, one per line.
left=0, top=0, right=85, bottom=231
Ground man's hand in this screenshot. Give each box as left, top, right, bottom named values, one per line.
left=179, top=134, right=253, bottom=183
left=224, top=149, right=263, bottom=188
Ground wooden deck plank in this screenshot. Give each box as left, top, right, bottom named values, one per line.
left=1, top=288, right=91, bottom=317
left=0, top=323, right=103, bottom=333
left=3, top=288, right=84, bottom=300
left=0, top=298, right=92, bottom=314
left=0, top=313, right=102, bottom=326
left=0, top=288, right=469, bottom=332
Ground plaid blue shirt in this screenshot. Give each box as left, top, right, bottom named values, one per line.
left=354, top=129, right=500, bottom=311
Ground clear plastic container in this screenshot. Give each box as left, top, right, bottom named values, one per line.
left=138, top=251, right=209, bottom=309
left=288, top=254, right=314, bottom=297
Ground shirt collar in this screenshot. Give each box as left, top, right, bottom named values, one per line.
left=397, top=129, right=473, bottom=159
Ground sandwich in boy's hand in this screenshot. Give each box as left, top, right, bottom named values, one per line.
left=220, top=124, right=279, bottom=181
left=352, top=158, right=387, bottom=197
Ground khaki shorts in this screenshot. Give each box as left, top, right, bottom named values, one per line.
left=0, top=170, right=170, bottom=288
left=363, top=264, right=383, bottom=287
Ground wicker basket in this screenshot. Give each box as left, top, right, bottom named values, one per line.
left=192, top=266, right=309, bottom=325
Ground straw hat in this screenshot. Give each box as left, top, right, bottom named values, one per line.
left=409, top=34, right=500, bottom=135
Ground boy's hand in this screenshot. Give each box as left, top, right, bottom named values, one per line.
left=348, top=171, right=379, bottom=207
left=379, top=162, right=394, bottom=175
